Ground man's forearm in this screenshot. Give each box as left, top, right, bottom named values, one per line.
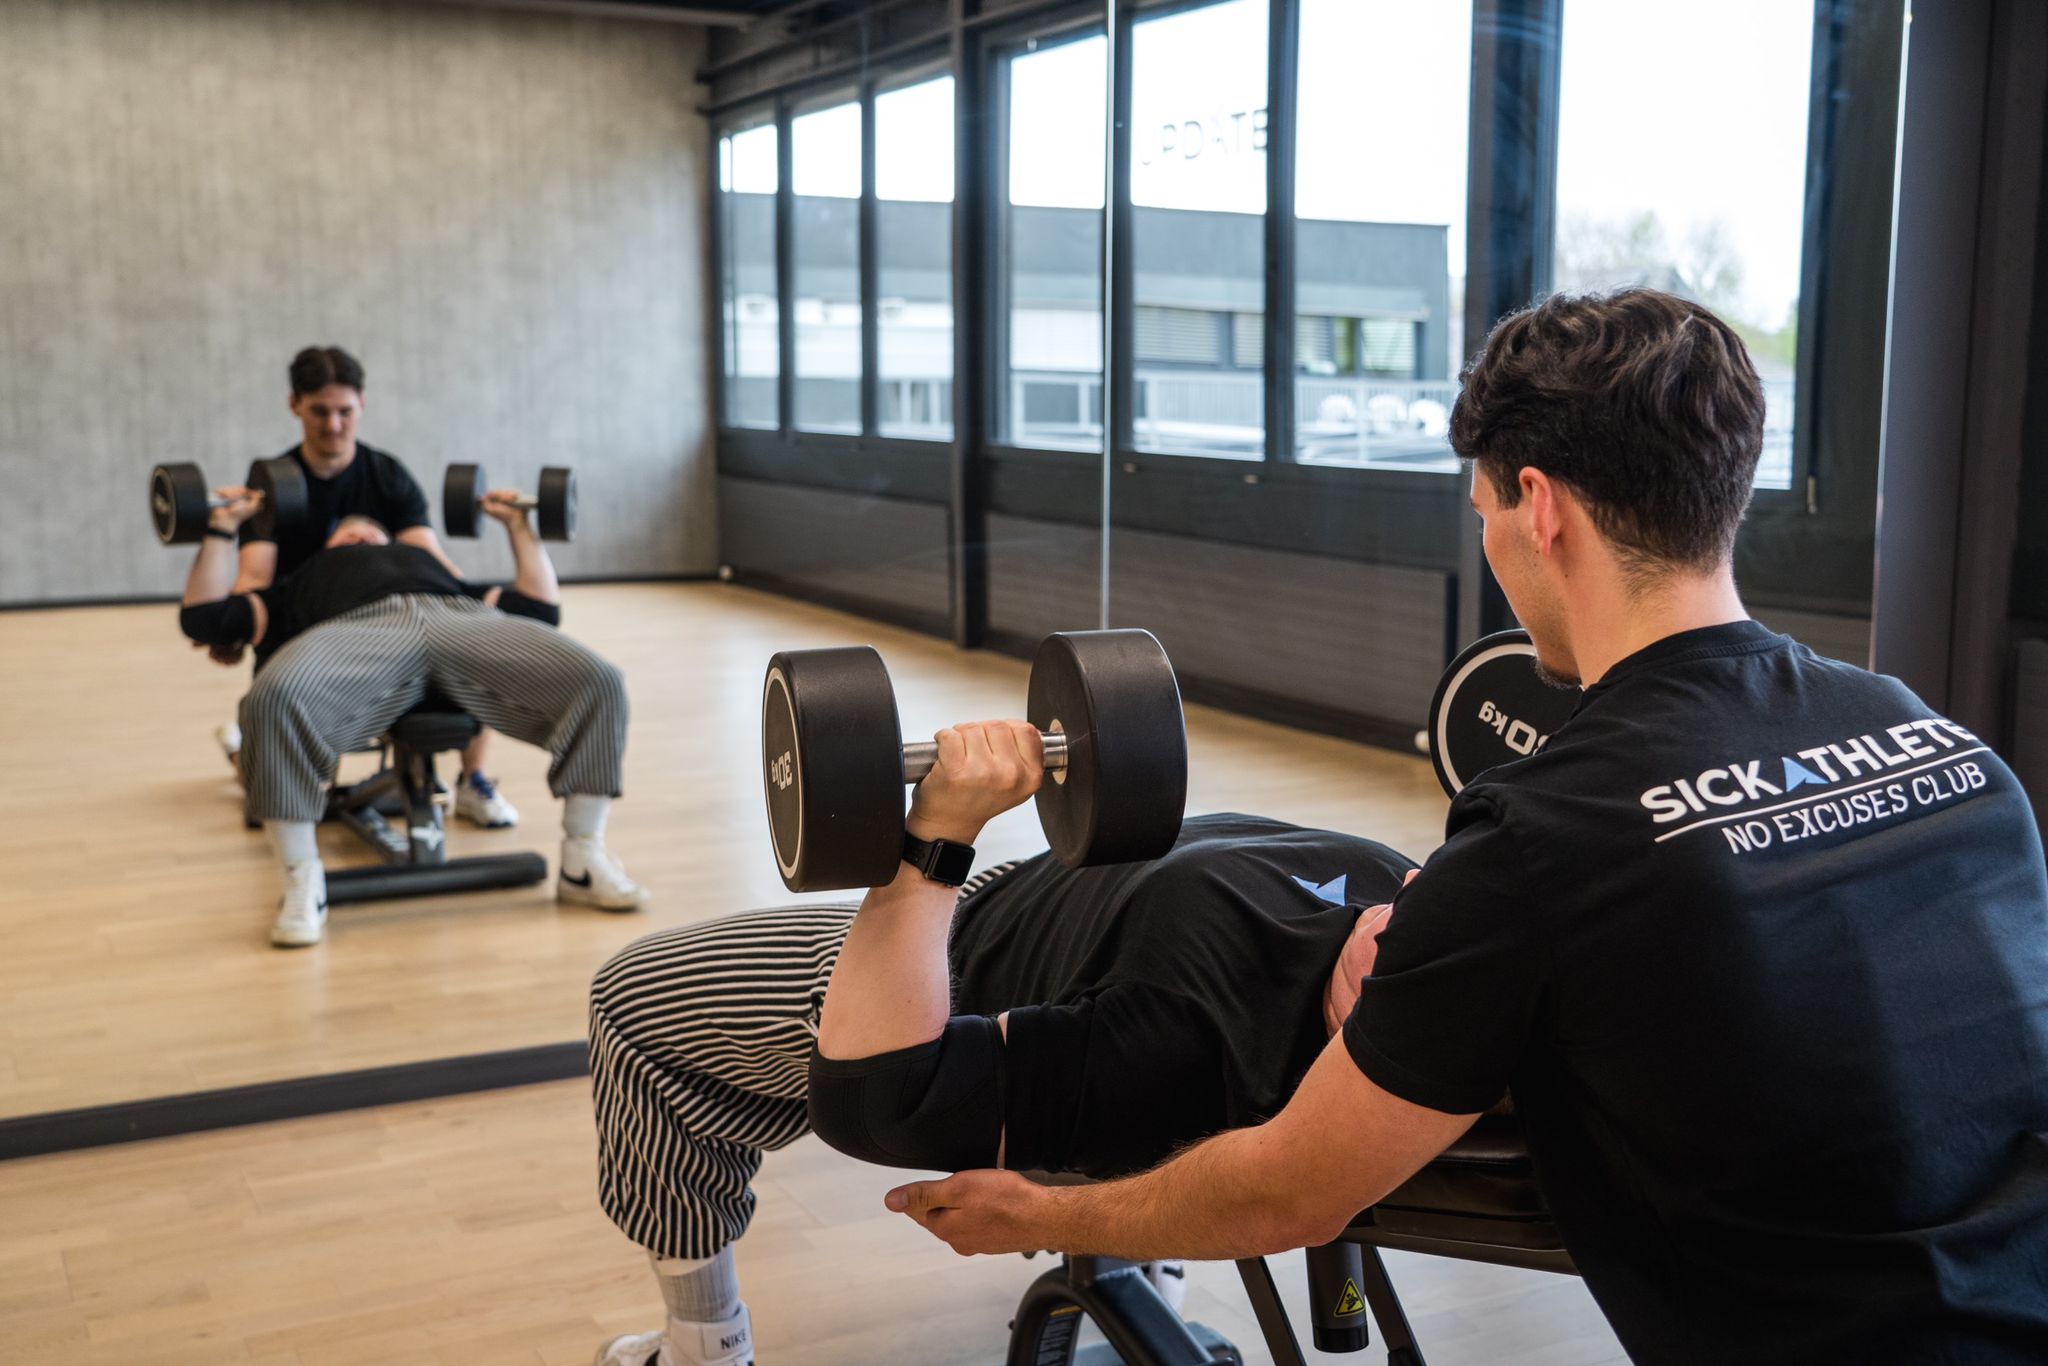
left=816, top=860, right=960, bottom=1060
left=183, top=534, right=242, bottom=605
left=506, top=523, right=560, bottom=604
left=1038, top=1122, right=1341, bottom=1261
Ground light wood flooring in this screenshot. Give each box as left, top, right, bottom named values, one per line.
left=0, top=1078, right=1625, bottom=1365
left=0, top=583, right=1451, bottom=1119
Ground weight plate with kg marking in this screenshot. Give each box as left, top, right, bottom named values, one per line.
left=1026, top=629, right=1187, bottom=868
left=1427, top=629, right=1581, bottom=796
left=762, top=646, right=908, bottom=893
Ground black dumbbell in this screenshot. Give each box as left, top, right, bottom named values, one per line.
left=1425, top=629, right=1581, bottom=795
left=149, top=457, right=309, bottom=546
left=444, top=463, right=576, bottom=541
left=761, top=630, right=1189, bottom=892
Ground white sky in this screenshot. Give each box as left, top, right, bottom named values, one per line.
left=722, top=0, right=1814, bottom=325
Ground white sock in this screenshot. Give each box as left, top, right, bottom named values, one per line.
left=265, top=819, right=318, bottom=869
left=653, top=1247, right=740, bottom=1323
left=564, top=793, right=610, bottom=841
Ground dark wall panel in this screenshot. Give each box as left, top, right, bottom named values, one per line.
left=718, top=477, right=950, bottom=624
left=988, top=514, right=1452, bottom=729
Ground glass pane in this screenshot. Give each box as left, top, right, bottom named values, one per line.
left=719, top=122, right=779, bottom=430
left=1555, top=0, right=1812, bottom=490
left=1294, top=0, right=1469, bottom=470
left=876, top=76, right=955, bottom=441
left=999, top=34, right=1107, bottom=452
left=1130, top=0, right=1268, bottom=460
left=792, top=100, right=862, bottom=434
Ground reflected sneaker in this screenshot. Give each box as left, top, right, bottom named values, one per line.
left=559, top=836, right=648, bottom=912
left=1142, top=1261, right=1187, bottom=1313
left=271, top=861, right=328, bottom=948
left=455, top=771, right=519, bottom=828
left=596, top=1306, right=754, bottom=1366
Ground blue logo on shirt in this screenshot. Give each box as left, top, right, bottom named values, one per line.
left=1780, top=756, right=1829, bottom=790
left=1292, top=874, right=1348, bottom=906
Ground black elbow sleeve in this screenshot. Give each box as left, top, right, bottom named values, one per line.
left=179, top=598, right=248, bottom=648
left=807, top=1016, right=1005, bottom=1171
left=495, top=590, right=561, bottom=627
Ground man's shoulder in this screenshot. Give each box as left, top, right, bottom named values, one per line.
left=354, top=442, right=415, bottom=476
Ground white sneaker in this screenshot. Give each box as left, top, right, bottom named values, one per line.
left=559, top=836, right=648, bottom=912
left=596, top=1307, right=754, bottom=1366
left=271, top=861, right=329, bottom=948
left=1142, top=1261, right=1188, bottom=1313
left=455, top=771, right=520, bottom=828
left=216, top=721, right=242, bottom=767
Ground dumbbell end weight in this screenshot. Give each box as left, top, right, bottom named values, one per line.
left=901, top=731, right=1070, bottom=784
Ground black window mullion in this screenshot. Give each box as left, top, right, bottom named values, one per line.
left=710, top=127, right=731, bottom=429
left=775, top=97, right=797, bottom=433
left=949, top=0, right=988, bottom=647
left=859, top=84, right=880, bottom=437
left=1265, top=0, right=1299, bottom=463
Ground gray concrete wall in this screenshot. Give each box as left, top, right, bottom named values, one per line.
left=0, top=0, right=714, bottom=604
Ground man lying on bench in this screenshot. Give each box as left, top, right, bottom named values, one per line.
left=586, top=758, right=1418, bottom=1366
left=180, top=483, right=646, bottom=947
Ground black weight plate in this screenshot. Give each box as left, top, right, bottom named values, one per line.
left=536, top=467, right=576, bottom=542
left=445, top=463, right=485, bottom=538
left=1427, top=629, right=1581, bottom=797
left=250, top=455, right=309, bottom=542
left=762, top=646, right=906, bottom=892
left=1027, top=630, right=1187, bottom=868
left=150, top=463, right=209, bottom=545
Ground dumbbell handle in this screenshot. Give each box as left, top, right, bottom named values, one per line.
left=474, top=492, right=541, bottom=510
left=902, top=731, right=1069, bottom=784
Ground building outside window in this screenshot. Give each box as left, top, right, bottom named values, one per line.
left=718, top=119, right=778, bottom=430
left=875, top=75, right=956, bottom=440
left=792, top=97, right=863, bottom=434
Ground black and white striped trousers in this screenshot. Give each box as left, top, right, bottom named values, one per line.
left=589, top=866, right=1018, bottom=1259
left=239, top=593, right=629, bottom=823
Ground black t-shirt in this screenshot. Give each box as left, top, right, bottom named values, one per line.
left=241, top=443, right=431, bottom=578
left=179, top=544, right=553, bottom=666
left=1345, top=621, right=2048, bottom=1364
left=949, top=813, right=1417, bottom=1178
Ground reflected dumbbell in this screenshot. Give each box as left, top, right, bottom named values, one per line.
left=761, top=630, right=1189, bottom=892
left=444, top=463, right=576, bottom=541
left=149, top=457, right=309, bottom=546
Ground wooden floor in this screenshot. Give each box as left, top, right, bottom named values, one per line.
left=0, top=1078, right=1625, bottom=1365
left=0, top=582, right=1450, bottom=1119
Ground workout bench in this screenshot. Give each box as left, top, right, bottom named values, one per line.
left=1009, top=1111, right=1573, bottom=1365
left=319, top=697, right=548, bottom=905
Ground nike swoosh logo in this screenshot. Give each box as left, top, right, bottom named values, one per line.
left=561, top=870, right=592, bottom=888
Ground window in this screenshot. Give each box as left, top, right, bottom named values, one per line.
left=791, top=98, right=863, bottom=434
left=1130, top=0, right=1268, bottom=460
left=1294, top=0, right=1470, bottom=469
left=875, top=75, right=956, bottom=440
left=998, top=33, right=1107, bottom=451
left=1555, top=0, right=1813, bottom=490
left=718, top=120, right=779, bottom=430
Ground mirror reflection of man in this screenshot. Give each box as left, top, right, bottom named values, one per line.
left=209, top=346, right=520, bottom=829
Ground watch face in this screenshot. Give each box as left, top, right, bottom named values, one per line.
left=931, top=841, right=976, bottom=886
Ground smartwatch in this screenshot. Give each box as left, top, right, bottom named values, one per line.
left=901, top=831, right=975, bottom=887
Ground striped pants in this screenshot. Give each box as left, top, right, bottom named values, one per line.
left=590, top=867, right=1017, bottom=1259
left=239, top=593, right=628, bottom=824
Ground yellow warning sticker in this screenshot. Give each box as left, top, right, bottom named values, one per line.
left=1333, top=1278, right=1366, bottom=1317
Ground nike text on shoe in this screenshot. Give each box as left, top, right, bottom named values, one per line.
left=594, top=1306, right=753, bottom=1366
left=271, top=861, right=329, bottom=948
left=455, top=771, right=520, bottom=829
left=559, top=836, right=649, bottom=912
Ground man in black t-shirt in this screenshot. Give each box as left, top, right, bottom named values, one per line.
left=879, top=291, right=2048, bottom=1365
left=209, top=346, right=522, bottom=832
left=182, top=485, right=646, bottom=948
